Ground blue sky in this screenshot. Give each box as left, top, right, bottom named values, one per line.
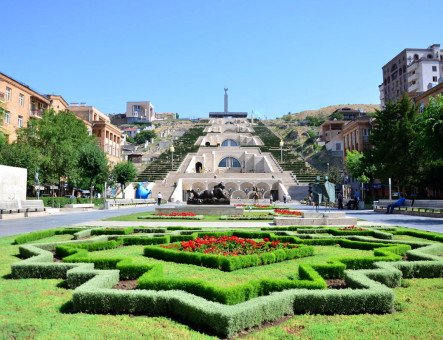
left=1, top=0, right=442, bottom=119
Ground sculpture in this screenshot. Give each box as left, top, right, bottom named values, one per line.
left=187, top=182, right=230, bottom=205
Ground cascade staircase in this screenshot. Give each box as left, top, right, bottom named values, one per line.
left=137, top=125, right=207, bottom=200
left=253, top=122, right=324, bottom=200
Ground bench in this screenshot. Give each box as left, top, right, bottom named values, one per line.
left=0, top=200, right=46, bottom=219
left=373, top=199, right=443, bottom=217
left=104, top=198, right=155, bottom=209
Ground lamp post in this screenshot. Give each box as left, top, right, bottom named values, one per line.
left=279, top=140, right=284, bottom=162
left=327, top=162, right=330, bottom=174
left=169, top=145, right=175, bottom=169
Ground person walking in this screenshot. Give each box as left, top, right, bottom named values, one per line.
left=157, top=192, right=162, bottom=206
left=283, top=195, right=287, bottom=204
left=337, top=192, right=344, bottom=210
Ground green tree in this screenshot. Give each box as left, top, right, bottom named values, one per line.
left=414, top=95, right=443, bottom=192
left=78, top=143, right=109, bottom=201
left=134, top=130, right=157, bottom=145
left=345, top=150, right=369, bottom=183
left=111, top=162, right=137, bottom=198
left=366, top=95, right=418, bottom=191
left=17, top=109, right=94, bottom=187
left=0, top=143, right=42, bottom=186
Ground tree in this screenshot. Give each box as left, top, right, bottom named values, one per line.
left=17, top=109, right=95, bottom=187
left=78, top=143, right=109, bottom=201
left=0, top=143, right=42, bottom=186
left=414, top=95, right=443, bottom=192
left=366, top=95, right=418, bottom=191
left=134, top=130, right=157, bottom=145
left=111, top=162, right=137, bottom=198
left=345, top=150, right=369, bottom=183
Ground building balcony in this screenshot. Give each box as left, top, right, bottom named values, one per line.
left=407, top=73, right=419, bottom=83
left=29, top=109, right=43, bottom=118
left=0, top=92, right=5, bottom=102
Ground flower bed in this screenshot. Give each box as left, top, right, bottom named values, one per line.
left=162, top=235, right=291, bottom=256
left=157, top=212, right=197, bottom=217
left=274, top=209, right=303, bottom=216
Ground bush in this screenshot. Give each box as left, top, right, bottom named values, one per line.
left=14, top=228, right=82, bottom=244
left=137, top=215, right=204, bottom=220
left=41, top=197, right=104, bottom=208
left=91, top=227, right=134, bottom=235
left=121, top=236, right=170, bottom=245
left=143, top=244, right=314, bottom=271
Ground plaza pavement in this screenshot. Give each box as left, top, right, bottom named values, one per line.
left=0, top=203, right=442, bottom=237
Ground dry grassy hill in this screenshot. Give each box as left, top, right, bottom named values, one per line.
left=286, top=104, right=380, bottom=120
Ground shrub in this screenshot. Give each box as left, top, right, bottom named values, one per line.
left=91, top=227, right=134, bottom=235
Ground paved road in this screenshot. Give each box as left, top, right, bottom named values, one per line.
left=0, top=206, right=156, bottom=237
left=0, top=204, right=442, bottom=236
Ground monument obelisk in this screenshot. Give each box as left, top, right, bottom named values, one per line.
left=224, top=88, right=228, bottom=114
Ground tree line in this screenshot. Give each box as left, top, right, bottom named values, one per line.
left=346, top=95, right=443, bottom=198
left=0, top=109, right=137, bottom=198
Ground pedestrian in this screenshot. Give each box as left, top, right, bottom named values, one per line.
left=157, top=192, right=162, bottom=206
left=269, top=196, right=273, bottom=205
left=283, top=195, right=287, bottom=204
left=386, top=194, right=406, bottom=214
left=337, top=192, right=344, bottom=210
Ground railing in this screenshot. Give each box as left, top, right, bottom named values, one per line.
left=29, top=109, right=43, bottom=118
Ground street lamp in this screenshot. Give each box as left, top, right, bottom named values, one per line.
left=169, top=145, right=175, bottom=169
left=279, top=140, right=284, bottom=162
left=327, top=162, right=330, bottom=174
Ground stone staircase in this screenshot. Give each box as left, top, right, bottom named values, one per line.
left=253, top=122, right=324, bottom=184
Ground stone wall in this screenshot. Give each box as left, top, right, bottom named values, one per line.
left=0, top=165, right=27, bottom=201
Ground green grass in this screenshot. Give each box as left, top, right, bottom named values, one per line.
left=78, top=245, right=372, bottom=287
left=1, top=230, right=442, bottom=339
left=104, top=211, right=269, bottom=222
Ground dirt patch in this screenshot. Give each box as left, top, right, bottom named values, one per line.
left=113, top=280, right=138, bottom=290
left=284, top=324, right=305, bottom=335
left=327, top=279, right=347, bottom=289
left=235, top=315, right=293, bottom=338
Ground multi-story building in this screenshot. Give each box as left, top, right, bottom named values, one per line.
left=68, top=104, right=123, bottom=165
left=0, top=72, right=50, bottom=142
left=380, top=44, right=443, bottom=106
left=342, top=117, right=372, bottom=157
left=413, top=81, right=443, bottom=109
left=125, top=101, right=155, bottom=123
left=155, top=112, right=176, bottom=120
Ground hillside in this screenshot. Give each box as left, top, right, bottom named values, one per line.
left=284, top=104, right=380, bottom=120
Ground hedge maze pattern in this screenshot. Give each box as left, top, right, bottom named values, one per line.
left=10, top=225, right=443, bottom=338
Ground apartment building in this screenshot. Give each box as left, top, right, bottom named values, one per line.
left=125, top=101, right=155, bottom=123
left=0, top=72, right=51, bottom=142
left=380, top=44, right=443, bottom=106
left=342, top=117, right=372, bottom=157
left=68, top=104, right=123, bottom=165
left=413, top=82, right=443, bottom=109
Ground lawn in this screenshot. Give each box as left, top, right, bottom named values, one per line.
left=74, top=244, right=373, bottom=287
left=2, top=228, right=443, bottom=339
left=104, top=211, right=273, bottom=222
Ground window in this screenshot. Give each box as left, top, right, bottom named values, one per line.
left=432, top=66, right=437, bottom=72
left=427, top=54, right=433, bottom=59
left=433, top=76, right=438, bottom=82
left=18, top=115, right=23, bottom=128
left=218, top=157, right=241, bottom=168
left=221, top=139, right=239, bottom=146
left=5, top=87, right=11, bottom=101
left=335, top=143, right=341, bottom=151
left=19, top=93, right=24, bottom=106
left=5, top=111, right=10, bottom=124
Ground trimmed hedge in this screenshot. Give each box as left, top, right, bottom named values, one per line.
left=219, top=215, right=274, bottom=220
left=14, top=228, right=83, bottom=244
left=143, top=244, right=314, bottom=271
left=120, top=236, right=170, bottom=245
left=137, top=263, right=326, bottom=304
left=91, top=227, right=134, bottom=235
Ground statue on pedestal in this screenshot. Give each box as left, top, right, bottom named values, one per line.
left=187, top=182, right=230, bottom=205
